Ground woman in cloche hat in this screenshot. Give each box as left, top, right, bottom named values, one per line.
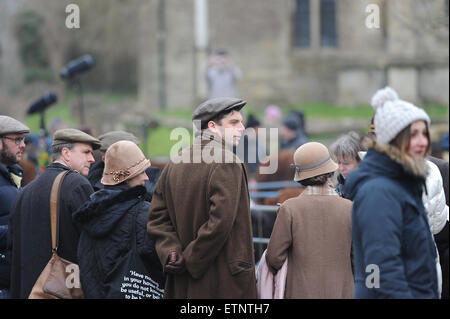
left=265, top=142, right=354, bottom=298
left=73, top=141, right=164, bottom=299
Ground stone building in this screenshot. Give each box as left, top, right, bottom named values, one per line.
left=1, top=0, right=448, bottom=117
left=138, top=0, right=449, bottom=110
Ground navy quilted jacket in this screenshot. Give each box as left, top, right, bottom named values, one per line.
left=345, top=142, right=438, bottom=299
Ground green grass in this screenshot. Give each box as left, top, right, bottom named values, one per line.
left=240, top=102, right=448, bottom=125
left=422, top=104, right=449, bottom=121
left=24, top=94, right=448, bottom=157
left=287, top=102, right=448, bottom=121
left=102, top=91, right=135, bottom=104
left=285, top=103, right=373, bottom=119
left=145, top=126, right=193, bottom=157
left=151, top=108, right=194, bottom=123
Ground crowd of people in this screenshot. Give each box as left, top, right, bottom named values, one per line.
left=0, top=86, right=448, bottom=299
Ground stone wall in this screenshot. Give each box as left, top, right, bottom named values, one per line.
left=138, top=0, right=449, bottom=110
left=1, top=0, right=448, bottom=121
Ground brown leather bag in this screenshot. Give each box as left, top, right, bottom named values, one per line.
left=28, top=170, right=84, bottom=299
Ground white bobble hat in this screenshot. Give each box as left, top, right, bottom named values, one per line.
left=370, top=87, right=430, bottom=145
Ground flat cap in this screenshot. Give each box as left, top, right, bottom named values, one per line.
left=192, top=97, right=246, bottom=128
left=52, top=128, right=101, bottom=150
left=0, top=115, right=30, bottom=135
left=98, top=130, right=140, bottom=152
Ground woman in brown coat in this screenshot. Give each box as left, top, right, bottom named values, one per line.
left=266, top=142, right=354, bottom=299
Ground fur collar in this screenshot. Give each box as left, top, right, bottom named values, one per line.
left=362, top=137, right=428, bottom=180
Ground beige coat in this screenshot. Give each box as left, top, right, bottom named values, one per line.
left=147, top=133, right=257, bottom=298
left=266, top=184, right=354, bottom=299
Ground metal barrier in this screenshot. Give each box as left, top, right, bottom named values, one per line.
left=249, top=180, right=300, bottom=200
left=250, top=203, right=280, bottom=262
left=253, top=237, right=270, bottom=244
left=249, top=180, right=299, bottom=191
left=249, top=180, right=301, bottom=261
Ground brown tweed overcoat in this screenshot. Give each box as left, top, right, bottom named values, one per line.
left=148, top=133, right=257, bottom=298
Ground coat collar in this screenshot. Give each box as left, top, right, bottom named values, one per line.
left=195, top=130, right=227, bottom=148
left=73, top=185, right=146, bottom=236
left=188, top=130, right=243, bottom=164
left=47, top=161, right=71, bottom=171
left=0, top=163, right=23, bottom=187
left=362, top=138, right=428, bottom=180
left=304, top=183, right=338, bottom=196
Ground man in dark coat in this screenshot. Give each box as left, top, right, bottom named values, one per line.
left=0, top=116, right=30, bottom=298
left=7, top=128, right=100, bottom=298
left=148, top=97, right=257, bottom=298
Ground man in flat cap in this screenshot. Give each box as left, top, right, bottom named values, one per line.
left=0, top=115, right=30, bottom=298
left=87, top=130, right=162, bottom=200
left=7, top=128, right=100, bottom=298
left=148, top=97, right=257, bottom=298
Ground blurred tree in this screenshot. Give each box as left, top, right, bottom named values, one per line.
left=14, top=0, right=140, bottom=94
left=14, top=10, right=54, bottom=84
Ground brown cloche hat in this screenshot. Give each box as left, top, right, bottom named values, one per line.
left=52, top=128, right=101, bottom=150
left=292, top=142, right=338, bottom=182
left=192, top=97, right=246, bottom=129
left=101, top=140, right=151, bottom=185
left=0, top=115, right=30, bottom=135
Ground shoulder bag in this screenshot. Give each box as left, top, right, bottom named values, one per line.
left=28, top=170, right=84, bottom=299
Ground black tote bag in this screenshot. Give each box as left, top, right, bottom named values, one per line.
left=102, top=209, right=165, bottom=299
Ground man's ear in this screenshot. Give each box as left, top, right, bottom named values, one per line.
left=61, top=147, right=71, bottom=162
left=207, top=120, right=216, bottom=130
left=102, top=154, right=105, bottom=162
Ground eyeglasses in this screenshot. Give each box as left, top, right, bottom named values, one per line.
left=1, top=136, right=26, bottom=145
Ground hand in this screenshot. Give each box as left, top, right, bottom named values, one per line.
left=165, top=251, right=186, bottom=275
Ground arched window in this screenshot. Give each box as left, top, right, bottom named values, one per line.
left=294, top=0, right=311, bottom=47
left=320, top=0, right=337, bottom=47
left=293, top=0, right=338, bottom=48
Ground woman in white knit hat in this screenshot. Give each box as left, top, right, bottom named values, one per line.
left=345, top=87, right=439, bottom=298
